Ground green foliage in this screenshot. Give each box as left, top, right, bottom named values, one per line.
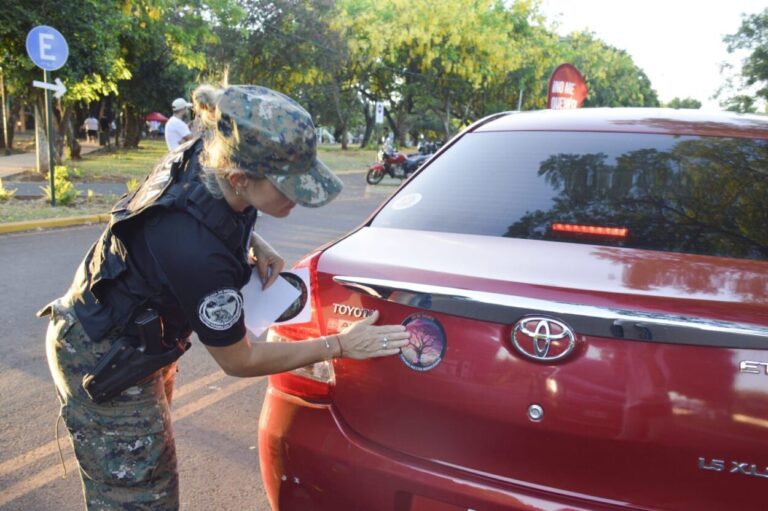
left=0, top=179, right=17, bottom=202
left=67, top=166, right=84, bottom=179
left=666, top=97, right=702, bottom=109
left=556, top=32, right=660, bottom=107
left=0, top=1, right=132, bottom=104
left=722, top=95, right=759, bottom=113
left=722, top=8, right=768, bottom=107
left=2, top=0, right=678, bottom=152
left=41, top=166, right=81, bottom=206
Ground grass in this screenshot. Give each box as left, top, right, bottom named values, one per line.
left=0, top=196, right=120, bottom=223
left=317, top=144, right=379, bottom=173
left=64, top=139, right=169, bottom=182
left=0, top=142, right=378, bottom=225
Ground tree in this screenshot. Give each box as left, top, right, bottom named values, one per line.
left=721, top=8, right=768, bottom=111
left=116, top=0, right=229, bottom=148
left=555, top=32, right=660, bottom=107
left=0, top=1, right=129, bottom=164
left=334, top=0, right=540, bottom=142
left=665, top=97, right=702, bottom=109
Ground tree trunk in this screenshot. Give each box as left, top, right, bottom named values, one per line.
left=4, top=96, right=21, bottom=152
left=360, top=102, right=374, bottom=148
left=53, top=102, right=65, bottom=165
left=329, top=79, right=348, bottom=150
left=123, top=105, right=142, bottom=148
left=0, top=107, right=16, bottom=152
left=63, top=108, right=82, bottom=160
left=384, top=111, right=398, bottom=145
left=442, top=95, right=452, bottom=141
left=0, top=72, right=9, bottom=155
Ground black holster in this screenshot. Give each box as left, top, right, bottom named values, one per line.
left=81, top=310, right=190, bottom=403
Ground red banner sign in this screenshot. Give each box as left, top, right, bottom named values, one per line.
left=547, top=64, right=588, bottom=109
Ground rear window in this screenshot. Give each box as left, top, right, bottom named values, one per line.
left=371, top=131, right=768, bottom=261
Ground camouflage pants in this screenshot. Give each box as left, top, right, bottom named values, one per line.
left=44, top=299, right=179, bottom=510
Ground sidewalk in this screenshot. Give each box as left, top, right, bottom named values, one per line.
left=0, top=141, right=102, bottom=178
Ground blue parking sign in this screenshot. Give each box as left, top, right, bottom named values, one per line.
left=26, top=26, right=69, bottom=71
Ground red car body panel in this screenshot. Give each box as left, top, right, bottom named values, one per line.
left=260, top=109, right=768, bottom=510
left=474, top=108, right=768, bottom=139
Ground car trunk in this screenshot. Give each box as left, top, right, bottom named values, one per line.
left=317, top=226, right=768, bottom=510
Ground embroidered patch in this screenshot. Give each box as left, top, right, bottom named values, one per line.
left=198, top=289, right=243, bottom=331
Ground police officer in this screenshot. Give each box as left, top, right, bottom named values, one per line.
left=41, top=84, right=410, bottom=510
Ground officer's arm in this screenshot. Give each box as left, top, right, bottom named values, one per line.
left=203, top=311, right=407, bottom=377
left=204, top=333, right=340, bottom=378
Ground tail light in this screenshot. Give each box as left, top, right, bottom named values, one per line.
left=267, top=251, right=334, bottom=403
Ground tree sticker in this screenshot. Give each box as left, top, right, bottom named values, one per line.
left=400, top=314, right=447, bottom=371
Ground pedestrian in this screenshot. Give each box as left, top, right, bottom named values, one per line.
left=147, top=120, right=160, bottom=139
left=83, top=115, right=98, bottom=144
left=164, top=97, right=194, bottom=150
left=40, top=84, right=410, bottom=510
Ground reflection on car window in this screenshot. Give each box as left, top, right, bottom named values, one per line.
left=372, top=131, right=768, bottom=261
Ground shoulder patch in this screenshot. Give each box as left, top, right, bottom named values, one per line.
left=198, top=288, right=243, bottom=331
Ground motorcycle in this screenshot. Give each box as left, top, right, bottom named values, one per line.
left=366, top=141, right=440, bottom=185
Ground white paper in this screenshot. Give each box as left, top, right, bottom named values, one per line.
left=241, top=271, right=301, bottom=338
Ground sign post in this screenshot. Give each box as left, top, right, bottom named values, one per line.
left=25, top=25, right=68, bottom=206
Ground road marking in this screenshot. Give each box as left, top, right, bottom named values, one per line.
left=0, top=370, right=228, bottom=479
left=173, top=370, right=228, bottom=400
left=0, top=376, right=261, bottom=508
left=172, top=376, right=262, bottom=421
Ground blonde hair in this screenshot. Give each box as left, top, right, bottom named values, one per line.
left=192, top=84, right=246, bottom=198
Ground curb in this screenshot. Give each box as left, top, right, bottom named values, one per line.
left=0, top=213, right=110, bottom=234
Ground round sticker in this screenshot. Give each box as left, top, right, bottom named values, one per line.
left=400, top=314, right=447, bottom=371
left=391, top=192, right=422, bottom=210
left=276, top=272, right=308, bottom=322
left=198, top=288, right=243, bottom=331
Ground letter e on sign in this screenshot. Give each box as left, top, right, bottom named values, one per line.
left=26, top=26, right=69, bottom=71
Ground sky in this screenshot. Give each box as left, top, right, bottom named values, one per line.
left=538, top=0, right=766, bottom=110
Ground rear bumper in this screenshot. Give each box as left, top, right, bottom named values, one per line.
left=258, top=387, right=632, bottom=511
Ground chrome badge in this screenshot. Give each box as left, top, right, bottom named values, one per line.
left=512, top=317, right=576, bottom=362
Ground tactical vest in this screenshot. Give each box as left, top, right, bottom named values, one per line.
left=68, top=138, right=257, bottom=343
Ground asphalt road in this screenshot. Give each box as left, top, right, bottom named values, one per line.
left=0, top=172, right=401, bottom=511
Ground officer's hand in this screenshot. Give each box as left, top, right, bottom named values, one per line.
left=249, top=233, right=285, bottom=289
left=336, top=311, right=410, bottom=359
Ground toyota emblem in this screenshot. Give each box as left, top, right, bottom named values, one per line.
left=512, top=317, right=576, bottom=362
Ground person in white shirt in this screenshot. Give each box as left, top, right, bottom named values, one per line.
left=83, top=115, right=99, bottom=144
left=165, top=98, right=193, bottom=150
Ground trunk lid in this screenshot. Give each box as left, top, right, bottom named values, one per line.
left=318, top=226, right=768, bottom=510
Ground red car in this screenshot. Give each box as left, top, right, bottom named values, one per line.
left=259, top=108, right=768, bottom=510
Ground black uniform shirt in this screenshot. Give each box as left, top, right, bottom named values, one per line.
left=127, top=204, right=257, bottom=347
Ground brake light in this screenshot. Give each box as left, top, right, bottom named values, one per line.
left=552, top=223, right=629, bottom=238
left=267, top=251, right=334, bottom=403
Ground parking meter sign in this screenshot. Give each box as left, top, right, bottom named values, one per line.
left=26, top=26, right=69, bottom=71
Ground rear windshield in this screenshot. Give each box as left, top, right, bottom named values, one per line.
left=371, top=131, right=768, bottom=261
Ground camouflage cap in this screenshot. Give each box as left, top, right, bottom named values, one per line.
left=217, top=85, right=343, bottom=207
